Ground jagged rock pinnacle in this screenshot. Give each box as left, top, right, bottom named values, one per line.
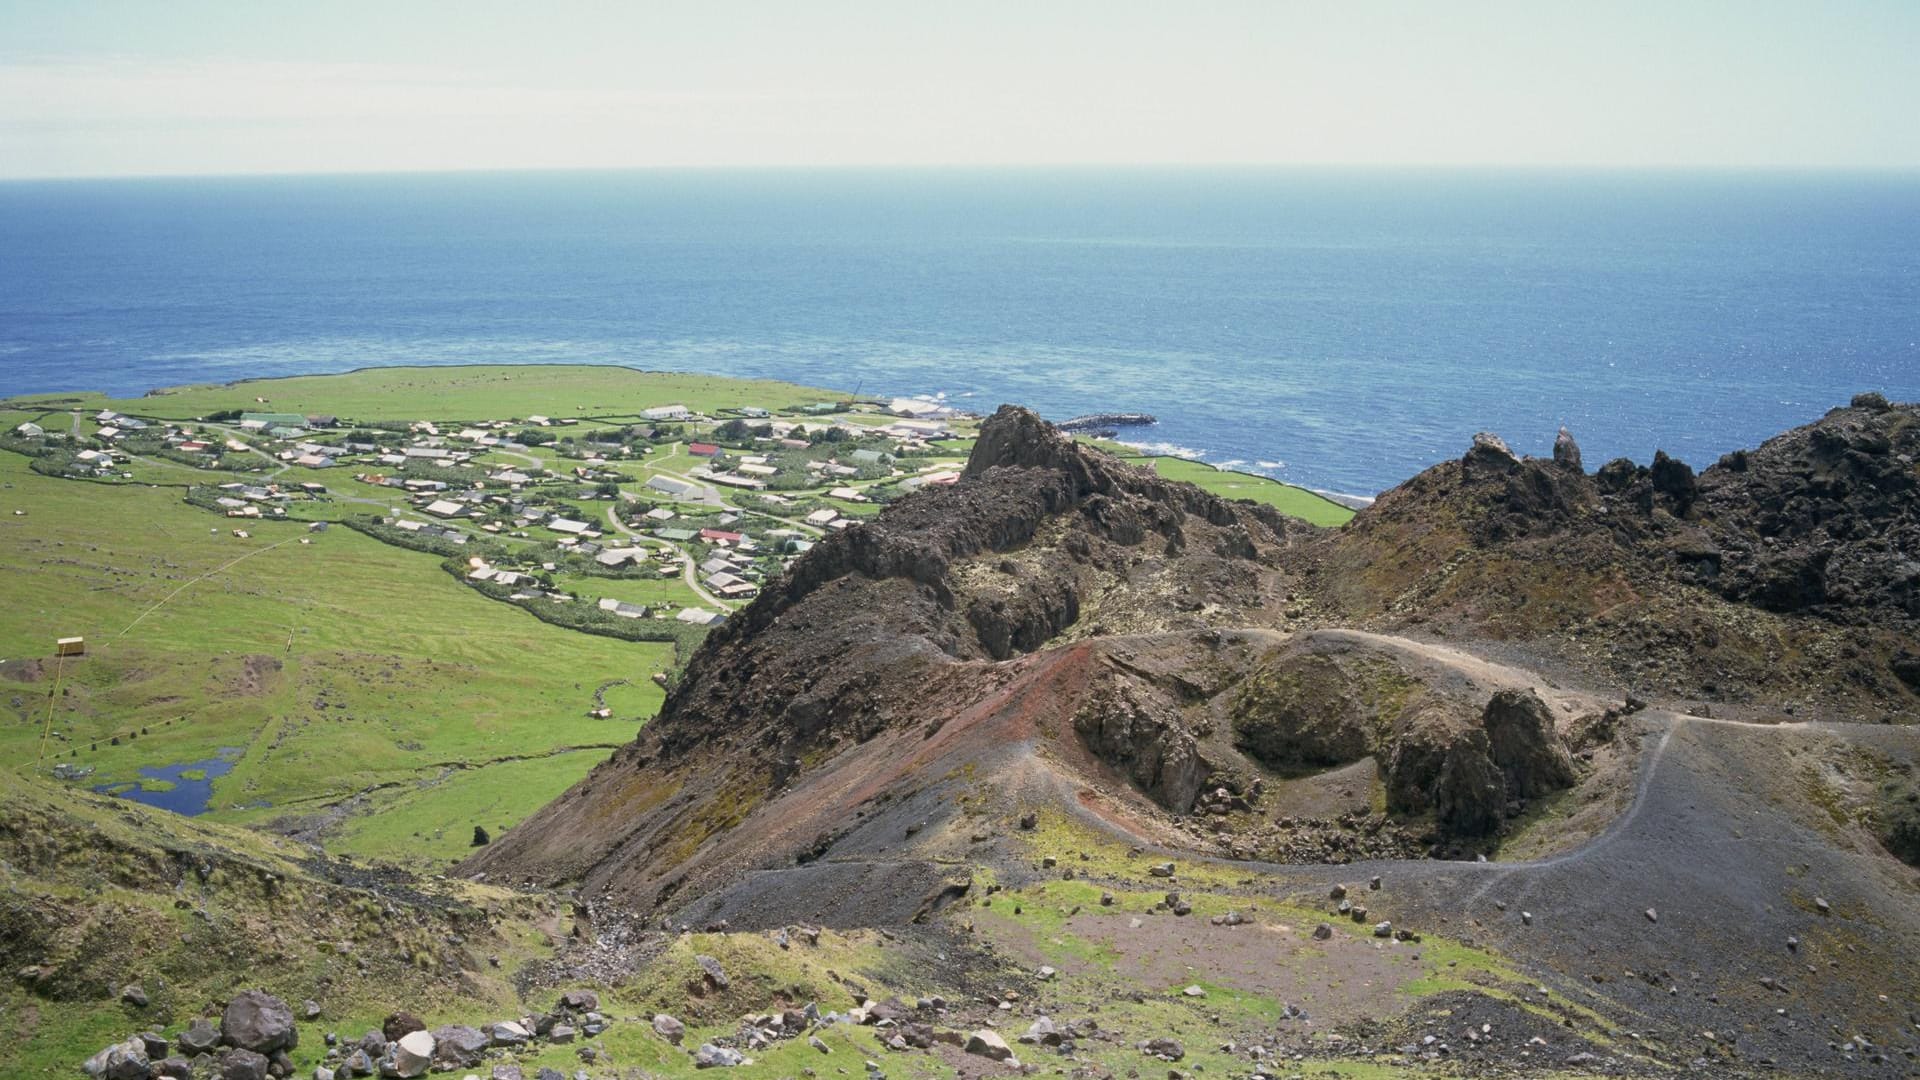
left=1553, top=427, right=1583, bottom=472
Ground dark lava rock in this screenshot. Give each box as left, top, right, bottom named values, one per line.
left=1482, top=689, right=1577, bottom=797
left=1074, top=683, right=1208, bottom=812
left=1553, top=427, right=1583, bottom=472
left=381, top=1011, right=425, bottom=1043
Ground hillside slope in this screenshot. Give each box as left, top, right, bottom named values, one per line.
left=461, top=401, right=1920, bottom=1075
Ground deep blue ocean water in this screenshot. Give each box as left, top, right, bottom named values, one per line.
left=2, top=168, right=1915, bottom=496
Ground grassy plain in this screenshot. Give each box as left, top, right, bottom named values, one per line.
left=0, top=449, right=663, bottom=870
left=9, top=364, right=845, bottom=424
left=1090, top=439, right=1357, bottom=527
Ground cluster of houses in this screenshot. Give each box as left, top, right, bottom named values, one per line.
left=684, top=414, right=955, bottom=493
left=26, top=395, right=976, bottom=631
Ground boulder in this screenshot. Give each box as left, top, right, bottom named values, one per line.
left=82, top=1038, right=150, bottom=1080
left=429, top=1025, right=487, bottom=1070
left=1463, top=432, right=1520, bottom=477
left=652, top=1014, right=687, bottom=1045
left=695, top=954, right=730, bottom=989
left=1430, top=731, right=1507, bottom=837
left=121, top=984, right=150, bottom=1008
left=218, top=1047, right=270, bottom=1080
left=1143, top=1037, right=1185, bottom=1061
left=1020, top=1017, right=1062, bottom=1046
left=177, top=1019, right=221, bottom=1057
left=1386, top=702, right=1507, bottom=836
left=136, top=1034, right=168, bottom=1059
left=1311, top=923, right=1333, bottom=940
left=390, top=1030, right=435, bottom=1078
left=153, top=1058, right=192, bottom=1080
left=964, top=1030, right=1015, bottom=1062
left=490, top=1066, right=526, bottom=1080
left=223, top=990, right=299, bottom=1055
left=381, top=1012, right=425, bottom=1043
left=557, top=989, right=599, bottom=1013
left=488, top=1020, right=531, bottom=1047
left=694, top=1043, right=745, bottom=1068
left=1481, top=689, right=1577, bottom=797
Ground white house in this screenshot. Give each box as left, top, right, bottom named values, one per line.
left=642, top=405, right=691, bottom=421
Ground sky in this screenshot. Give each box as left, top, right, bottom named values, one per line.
left=1, top=0, right=1916, bottom=179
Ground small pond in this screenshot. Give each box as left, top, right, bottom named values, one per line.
left=94, top=747, right=244, bottom=816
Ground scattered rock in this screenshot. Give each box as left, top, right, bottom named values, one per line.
left=1020, top=1017, right=1062, bottom=1046
left=964, top=1030, right=1015, bottom=1062
left=1311, top=923, right=1333, bottom=940
left=557, top=990, right=599, bottom=1013
left=695, top=954, right=731, bottom=989
left=488, top=1020, right=531, bottom=1047
left=810, top=1035, right=830, bottom=1054
left=1644, top=908, right=1659, bottom=924
left=1149, top=862, right=1176, bottom=878
left=120, top=984, right=148, bottom=1008
left=1143, top=1037, right=1185, bottom=1062
left=390, top=1030, right=435, bottom=1079
left=1373, top=921, right=1393, bottom=938
left=653, top=1014, right=687, bottom=1045
left=177, top=1019, right=220, bottom=1057
left=430, top=1025, right=487, bottom=1070
left=219, top=1047, right=270, bottom=1080
left=224, top=990, right=299, bottom=1055
left=81, top=1038, right=149, bottom=1080
left=383, top=1011, right=426, bottom=1043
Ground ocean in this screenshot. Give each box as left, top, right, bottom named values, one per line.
left=1, top=167, right=1915, bottom=497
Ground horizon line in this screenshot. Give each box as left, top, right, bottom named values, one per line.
left=6, top=160, right=1920, bottom=185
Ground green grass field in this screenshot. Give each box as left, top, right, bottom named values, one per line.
left=0, top=450, right=666, bottom=870
left=1089, top=440, right=1357, bottom=527
left=9, top=364, right=847, bottom=424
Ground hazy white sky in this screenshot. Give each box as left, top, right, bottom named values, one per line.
left=1, top=0, right=1915, bottom=179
